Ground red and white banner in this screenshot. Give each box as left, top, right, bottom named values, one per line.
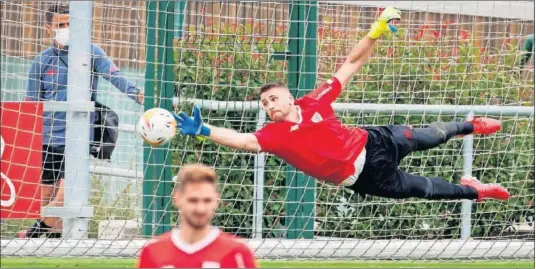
left=1, top=102, right=43, bottom=219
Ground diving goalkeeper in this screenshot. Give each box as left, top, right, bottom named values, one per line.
left=174, top=7, right=509, bottom=202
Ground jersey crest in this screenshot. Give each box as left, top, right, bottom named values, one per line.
left=311, top=112, right=323, bottom=123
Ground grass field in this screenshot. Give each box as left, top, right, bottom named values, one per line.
left=0, top=258, right=533, bottom=268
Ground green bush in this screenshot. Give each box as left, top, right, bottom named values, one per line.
left=171, top=20, right=534, bottom=239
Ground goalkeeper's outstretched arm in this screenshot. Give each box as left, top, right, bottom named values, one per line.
left=333, top=7, right=401, bottom=89
left=174, top=106, right=260, bottom=152
left=204, top=124, right=260, bottom=152
left=333, top=37, right=377, bottom=89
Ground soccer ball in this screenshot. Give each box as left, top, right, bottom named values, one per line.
left=136, top=108, right=177, bottom=146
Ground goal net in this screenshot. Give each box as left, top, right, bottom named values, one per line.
left=1, top=0, right=534, bottom=260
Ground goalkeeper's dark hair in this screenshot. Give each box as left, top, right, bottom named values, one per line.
left=46, top=4, right=70, bottom=25
left=174, top=164, right=219, bottom=193
left=258, top=82, right=287, bottom=94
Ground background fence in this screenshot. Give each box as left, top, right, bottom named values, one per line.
left=1, top=0, right=534, bottom=260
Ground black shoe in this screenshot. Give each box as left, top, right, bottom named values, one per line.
left=18, top=220, right=51, bottom=238
left=47, top=232, right=62, bottom=238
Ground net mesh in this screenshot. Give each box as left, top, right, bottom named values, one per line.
left=1, top=0, right=534, bottom=260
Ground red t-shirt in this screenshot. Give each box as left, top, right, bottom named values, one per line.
left=137, top=227, right=258, bottom=268
left=254, top=77, right=368, bottom=185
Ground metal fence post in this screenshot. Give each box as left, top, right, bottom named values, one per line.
left=253, top=108, right=267, bottom=239
left=461, top=111, right=474, bottom=240
left=63, top=1, right=94, bottom=239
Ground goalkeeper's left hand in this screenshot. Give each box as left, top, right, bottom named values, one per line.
left=173, top=106, right=211, bottom=137
left=367, top=7, right=402, bottom=39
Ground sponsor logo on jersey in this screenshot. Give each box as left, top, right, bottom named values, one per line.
left=315, top=87, right=330, bottom=99
left=290, top=124, right=299, bottom=132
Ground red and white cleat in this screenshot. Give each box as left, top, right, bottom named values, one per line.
left=470, top=118, right=501, bottom=135
left=460, top=176, right=510, bottom=202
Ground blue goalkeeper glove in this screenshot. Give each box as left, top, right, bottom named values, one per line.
left=367, top=7, right=402, bottom=39
left=173, top=106, right=211, bottom=137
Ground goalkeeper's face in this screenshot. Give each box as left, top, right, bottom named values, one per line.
left=173, top=182, right=219, bottom=229
left=260, top=87, right=294, bottom=122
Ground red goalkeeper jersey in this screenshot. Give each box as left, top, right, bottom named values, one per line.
left=137, top=227, right=258, bottom=268
left=254, top=77, right=368, bottom=185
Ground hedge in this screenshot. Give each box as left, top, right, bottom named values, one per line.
left=170, top=20, right=534, bottom=239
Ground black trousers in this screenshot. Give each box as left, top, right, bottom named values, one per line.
left=348, top=122, right=478, bottom=200
left=42, top=145, right=65, bottom=185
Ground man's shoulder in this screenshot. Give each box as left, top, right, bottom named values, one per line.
left=295, top=91, right=329, bottom=108
left=40, top=47, right=55, bottom=55
left=90, top=43, right=103, bottom=50
left=143, top=231, right=174, bottom=250
left=90, top=43, right=108, bottom=57
left=216, top=232, right=253, bottom=254
left=33, top=48, right=55, bottom=62
left=258, top=121, right=289, bottom=133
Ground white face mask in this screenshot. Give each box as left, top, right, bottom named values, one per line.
left=54, top=28, right=69, bottom=46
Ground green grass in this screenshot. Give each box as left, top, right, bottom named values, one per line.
left=0, top=258, right=533, bottom=268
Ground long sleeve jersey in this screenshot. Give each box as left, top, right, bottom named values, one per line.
left=26, top=44, right=141, bottom=146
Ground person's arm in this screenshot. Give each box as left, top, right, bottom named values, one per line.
left=92, top=44, right=144, bottom=104
left=333, top=7, right=401, bottom=89
left=205, top=124, right=260, bottom=152
left=26, top=56, right=43, bottom=101
left=333, top=37, right=377, bottom=89
left=174, top=106, right=261, bottom=152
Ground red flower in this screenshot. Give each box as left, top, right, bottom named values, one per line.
left=416, top=25, right=430, bottom=40
left=417, top=29, right=425, bottom=40
left=433, top=73, right=440, bottom=80
left=230, top=23, right=237, bottom=31
left=459, top=30, right=469, bottom=40
left=504, top=37, right=511, bottom=44
left=376, top=7, right=385, bottom=17
left=205, top=17, right=213, bottom=26
left=387, top=48, right=394, bottom=57
left=433, top=30, right=440, bottom=39
left=333, top=29, right=341, bottom=39
left=437, top=50, right=448, bottom=58
left=480, top=47, right=486, bottom=53
left=317, top=28, right=324, bottom=39
left=442, top=19, right=454, bottom=29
